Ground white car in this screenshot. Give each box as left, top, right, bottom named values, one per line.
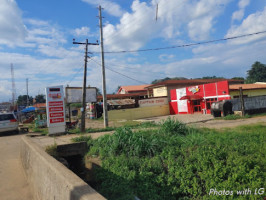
left=0, top=113, right=19, bottom=134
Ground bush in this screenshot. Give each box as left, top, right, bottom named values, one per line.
left=159, top=117, right=188, bottom=136
left=86, top=123, right=266, bottom=200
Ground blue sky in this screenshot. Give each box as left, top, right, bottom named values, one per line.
left=1, top=0, right=266, bottom=102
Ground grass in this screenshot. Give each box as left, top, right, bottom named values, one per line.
left=222, top=114, right=251, bottom=120
left=84, top=118, right=266, bottom=200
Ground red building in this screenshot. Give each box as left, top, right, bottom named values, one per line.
left=170, top=81, right=231, bottom=114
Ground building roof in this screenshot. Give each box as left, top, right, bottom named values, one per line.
left=229, top=84, right=266, bottom=90
left=146, top=79, right=244, bottom=89
left=118, top=84, right=151, bottom=93
left=33, top=103, right=46, bottom=108
left=97, top=92, right=147, bottom=100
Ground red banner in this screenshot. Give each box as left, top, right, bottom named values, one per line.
left=49, top=107, right=63, bottom=112
left=50, top=112, right=64, bottom=118
left=50, top=118, right=64, bottom=123
left=49, top=101, right=63, bottom=107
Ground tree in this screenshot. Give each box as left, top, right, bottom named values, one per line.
left=17, top=95, right=33, bottom=106
left=96, top=87, right=102, bottom=96
left=35, top=94, right=46, bottom=103
left=246, top=61, right=266, bottom=83
left=116, top=85, right=121, bottom=93
left=231, top=77, right=245, bottom=81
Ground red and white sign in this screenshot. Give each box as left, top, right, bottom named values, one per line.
left=50, top=118, right=65, bottom=123
left=49, top=107, right=63, bottom=112
left=49, top=101, right=63, bottom=107
left=45, top=85, right=66, bottom=135
left=50, top=112, right=64, bottom=118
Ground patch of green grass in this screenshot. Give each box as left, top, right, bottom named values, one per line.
left=222, top=114, right=251, bottom=120
left=32, top=127, right=49, bottom=135
left=87, top=119, right=266, bottom=200
left=45, top=143, right=58, bottom=158
left=86, top=127, right=115, bottom=133
left=71, top=135, right=94, bottom=147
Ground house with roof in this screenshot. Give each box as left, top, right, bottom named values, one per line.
left=145, top=79, right=244, bottom=101
left=117, top=85, right=151, bottom=95
left=229, top=82, right=266, bottom=98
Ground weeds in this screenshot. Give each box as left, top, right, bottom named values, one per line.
left=86, top=119, right=266, bottom=200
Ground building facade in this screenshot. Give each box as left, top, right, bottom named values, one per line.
left=170, top=81, right=231, bottom=114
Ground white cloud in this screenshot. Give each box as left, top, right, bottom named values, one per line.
left=0, top=0, right=27, bottom=46
left=81, top=0, right=124, bottom=17
left=101, top=0, right=232, bottom=52
left=232, top=0, right=250, bottom=21
left=73, top=26, right=91, bottom=36
left=227, top=6, right=266, bottom=44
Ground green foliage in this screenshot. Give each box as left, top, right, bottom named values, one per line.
left=246, top=61, right=266, bottom=83
left=71, top=135, right=94, bottom=147
left=222, top=114, right=251, bottom=120
left=159, top=117, right=188, bottom=135
left=87, top=122, right=266, bottom=200
left=35, top=94, right=46, bottom=103
left=151, top=77, right=187, bottom=84
left=32, top=127, right=48, bottom=135
left=87, top=127, right=115, bottom=133
left=70, top=103, right=82, bottom=108
left=45, top=143, right=58, bottom=158
left=17, top=95, right=33, bottom=106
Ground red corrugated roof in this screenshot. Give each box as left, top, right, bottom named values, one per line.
left=229, top=84, right=266, bottom=90
left=118, top=84, right=151, bottom=93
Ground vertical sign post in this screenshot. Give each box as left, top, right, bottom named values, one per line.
left=45, top=85, right=66, bottom=135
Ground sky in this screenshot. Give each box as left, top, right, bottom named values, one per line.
left=0, top=0, right=266, bottom=102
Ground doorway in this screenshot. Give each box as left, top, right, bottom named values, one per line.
left=192, top=100, right=202, bottom=113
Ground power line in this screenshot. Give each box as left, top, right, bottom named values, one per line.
left=65, top=60, right=92, bottom=85
left=93, top=30, right=266, bottom=54
left=90, top=58, right=149, bottom=85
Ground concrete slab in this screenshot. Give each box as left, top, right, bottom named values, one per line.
left=0, top=134, right=33, bottom=200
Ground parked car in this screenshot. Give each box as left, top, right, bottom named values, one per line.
left=0, top=112, right=19, bottom=134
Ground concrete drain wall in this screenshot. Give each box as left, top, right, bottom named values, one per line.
left=20, top=136, right=106, bottom=200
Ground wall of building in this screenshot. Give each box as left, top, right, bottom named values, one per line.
left=153, top=86, right=168, bottom=97
left=230, top=89, right=266, bottom=98
left=108, top=105, right=170, bottom=120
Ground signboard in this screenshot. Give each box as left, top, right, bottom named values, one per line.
left=65, top=87, right=97, bottom=103
left=139, top=97, right=168, bottom=108
left=176, top=88, right=188, bottom=113
left=45, top=85, right=65, bottom=135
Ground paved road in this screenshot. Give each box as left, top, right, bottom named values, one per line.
left=0, top=134, right=33, bottom=200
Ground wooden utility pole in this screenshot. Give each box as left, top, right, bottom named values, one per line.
left=99, top=5, right=109, bottom=128
left=73, top=39, right=98, bottom=132
left=239, top=87, right=245, bottom=116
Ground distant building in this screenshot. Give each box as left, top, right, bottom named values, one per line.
left=117, top=85, right=151, bottom=95
left=229, top=83, right=266, bottom=98
left=146, top=79, right=243, bottom=101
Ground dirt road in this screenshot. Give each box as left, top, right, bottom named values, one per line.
left=0, top=134, right=33, bottom=200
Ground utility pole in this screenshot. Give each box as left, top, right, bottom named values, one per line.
left=26, top=78, right=29, bottom=107
left=73, top=39, right=98, bottom=132
left=239, top=87, right=245, bottom=117
left=99, top=5, right=108, bottom=128
left=10, top=63, right=16, bottom=111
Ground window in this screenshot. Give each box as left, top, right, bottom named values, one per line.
left=206, top=98, right=218, bottom=110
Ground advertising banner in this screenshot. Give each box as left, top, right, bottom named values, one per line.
left=45, top=85, right=65, bottom=135
left=65, top=87, right=97, bottom=103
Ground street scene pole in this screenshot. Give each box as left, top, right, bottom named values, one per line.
left=73, top=39, right=98, bottom=132
left=99, top=5, right=108, bottom=128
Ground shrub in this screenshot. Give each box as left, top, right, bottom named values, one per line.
left=159, top=117, right=188, bottom=136
left=87, top=124, right=266, bottom=200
